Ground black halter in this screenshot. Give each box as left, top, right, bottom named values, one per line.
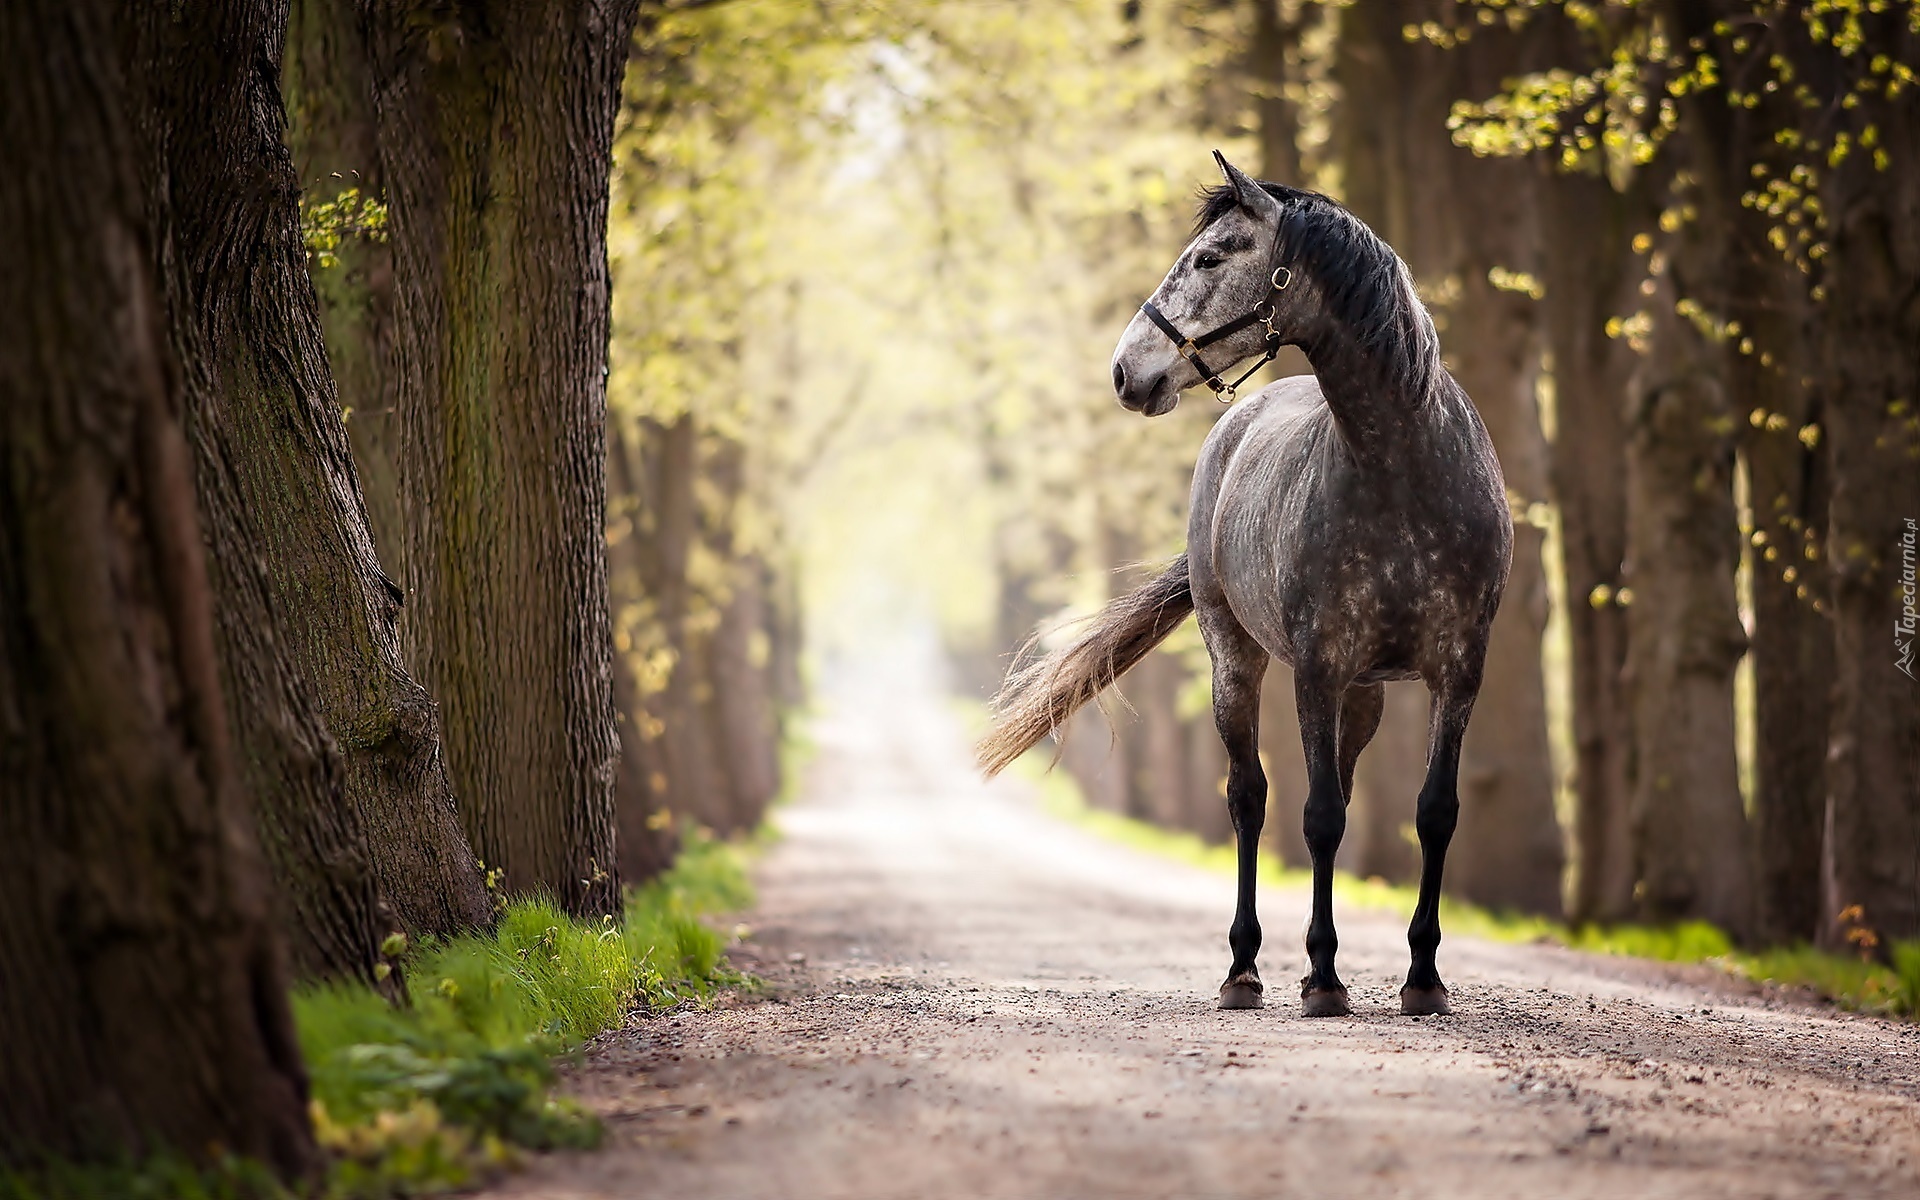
left=1139, top=221, right=1292, bottom=404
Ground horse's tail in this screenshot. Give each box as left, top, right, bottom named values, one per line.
left=976, top=555, right=1195, bottom=778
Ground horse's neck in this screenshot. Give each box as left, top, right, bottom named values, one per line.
left=1302, top=332, right=1444, bottom=461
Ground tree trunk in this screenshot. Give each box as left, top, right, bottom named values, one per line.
left=0, top=0, right=314, bottom=1173
left=1721, top=139, right=1831, bottom=948
left=1536, top=167, right=1640, bottom=924
left=631, top=415, right=732, bottom=835
left=137, top=0, right=490, bottom=959
left=695, top=437, right=781, bottom=833
left=1623, top=157, right=1753, bottom=935
left=1248, top=0, right=1306, bottom=186
left=286, top=0, right=406, bottom=583
left=1259, top=665, right=1311, bottom=868
left=1347, top=684, right=1425, bottom=882
left=1334, top=0, right=1565, bottom=912
left=710, top=556, right=782, bottom=830
left=1813, top=73, right=1920, bottom=950
left=1131, top=650, right=1190, bottom=832
left=608, top=416, right=677, bottom=883
left=1064, top=704, right=1132, bottom=816
left=1437, top=148, right=1565, bottom=915
left=364, top=0, right=640, bottom=917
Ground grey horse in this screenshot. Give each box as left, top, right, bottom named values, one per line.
left=978, top=154, right=1511, bottom=1018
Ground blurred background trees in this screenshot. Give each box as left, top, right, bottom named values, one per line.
left=580, top=0, right=1912, bottom=958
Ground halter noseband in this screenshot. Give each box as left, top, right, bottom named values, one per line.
left=1139, top=221, right=1292, bottom=404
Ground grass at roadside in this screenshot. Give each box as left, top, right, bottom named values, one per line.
left=1009, top=749, right=1920, bottom=1021
left=291, top=827, right=755, bottom=1195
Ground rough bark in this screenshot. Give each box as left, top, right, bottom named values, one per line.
left=0, top=0, right=314, bottom=1172
left=140, top=0, right=489, bottom=956
left=122, top=0, right=375, bottom=978
left=1622, top=312, right=1753, bottom=936
left=661, top=419, right=727, bottom=835
left=1809, top=49, right=1920, bottom=948
left=364, top=0, right=641, bottom=916
left=1536, top=167, right=1640, bottom=924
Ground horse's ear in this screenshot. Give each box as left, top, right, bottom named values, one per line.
left=1213, top=150, right=1280, bottom=220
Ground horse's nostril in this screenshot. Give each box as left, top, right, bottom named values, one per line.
left=1112, top=362, right=1127, bottom=395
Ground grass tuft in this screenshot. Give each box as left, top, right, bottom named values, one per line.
left=292, top=827, right=754, bottom=1195
left=0, top=1156, right=284, bottom=1200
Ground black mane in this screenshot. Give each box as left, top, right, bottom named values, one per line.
left=1194, top=182, right=1442, bottom=400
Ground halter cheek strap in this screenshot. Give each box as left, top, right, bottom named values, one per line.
left=1140, top=243, right=1294, bottom=403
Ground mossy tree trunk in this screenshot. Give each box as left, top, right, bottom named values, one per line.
left=364, top=0, right=641, bottom=917
left=115, top=0, right=437, bottom=979
left=134, top=0, right=491, bottom=959
left=281, top=0, right=494, bottom=940
left=0, top=0, right=314, bottom=1173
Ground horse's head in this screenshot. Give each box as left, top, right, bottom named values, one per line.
left=1110, top=153, right=1318, bottom=416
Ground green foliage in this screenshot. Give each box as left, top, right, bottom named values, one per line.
left=0, top=1156, right=287, bottom=1200
left=1741, top=939, right=1920, bottom=1019
left=1444, top=0, right=1920, bottom=275
left=291, top=831, right=754, bottom=1195
left=300, top=185, right=388, bottom=270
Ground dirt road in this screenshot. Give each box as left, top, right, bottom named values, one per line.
left=484, top=642, right=1920, bottom=1199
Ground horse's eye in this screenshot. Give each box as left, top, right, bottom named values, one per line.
left=1195, top=251, right=1223, bottom=270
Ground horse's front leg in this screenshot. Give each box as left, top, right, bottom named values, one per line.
left=1208, top=622, right=1269, bottom=1010
left=1401, top=677, right=1477, bottom=1016
left=1296, top=666, right=1350, bottom=1016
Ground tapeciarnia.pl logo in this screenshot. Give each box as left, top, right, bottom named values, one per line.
left=1899, top=517, right=1917, bottom=681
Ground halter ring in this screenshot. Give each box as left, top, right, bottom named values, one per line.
left=1272, top=266, right=1292, bottom=291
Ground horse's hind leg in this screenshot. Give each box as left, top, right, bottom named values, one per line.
left=1401, top=676, right=1478, bottom=1016
left=1200, top=611, right=1269, bottom=1010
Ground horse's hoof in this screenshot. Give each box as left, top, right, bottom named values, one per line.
left=1218, top=973, right=1264, bottom=1010
left=1300, top=986, right=1350, bottom=1018
left=1399, top=984, right=1451, bottom=1016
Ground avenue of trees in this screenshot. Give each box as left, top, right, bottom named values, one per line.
left=1, top=0, right=797, bottom=1180
left=1, top=0, right=1915, bottom=1186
